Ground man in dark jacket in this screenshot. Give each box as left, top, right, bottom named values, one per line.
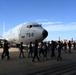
left=51, top=41, right=56, bottom=58
left=28, top=42, right=33, bottom=57
left=1, top=40, right=10, bottom=60
left=32, top=40, right=40, bottom=62
left=57, top=41, right=63, bottom=61
left=68, top=40, right=72, bottom=53
left=19, top=42, right=25, bottom=58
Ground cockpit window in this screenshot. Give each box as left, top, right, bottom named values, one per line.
left=29, top=25, right=32, bottom=28
left=27, top=25, right=32, bottom=28
left=32, top=25, right=41, bottom=27
left=27, top=25, right=41, bottom=28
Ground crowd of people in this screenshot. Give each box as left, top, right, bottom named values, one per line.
left=27, top=40, right=76, bottom=62
left=0, top=39, right=76, bottom=62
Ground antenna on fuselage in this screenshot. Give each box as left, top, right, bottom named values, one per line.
left=3, top=22, right=6, bottom=34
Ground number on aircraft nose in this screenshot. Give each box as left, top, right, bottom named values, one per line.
left=26, top=33, right=34, bottom=37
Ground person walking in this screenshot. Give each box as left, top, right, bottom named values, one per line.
left=68, top=40, right=72, bottom=53
left=19, top=42, right=25, bottom=58
left=57, top=41, right=63, bottom=61
left=32, top=40, right=40, bottom=62
left=39, top=41, right=45, bottom=58
left=28, top=42, right=33, bottom=58
left=43, top=42, right=48, bottom=60
left=1, top=40, right=10, bottom=60
left=51, top=41, right=56, bottom=58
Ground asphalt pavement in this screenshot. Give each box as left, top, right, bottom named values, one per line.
left=0, top=48, right=76, bottom=75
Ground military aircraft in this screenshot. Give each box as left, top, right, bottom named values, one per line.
left=0, top=22, right=48, bottom=45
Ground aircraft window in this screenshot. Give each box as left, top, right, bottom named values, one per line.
left=27, top=25, right=32, bottom=28
left=29, top=25, right=32, bottom=28
left=27, top=25, right=41, bottom=28
left=32, top=25, right=41, bottom=27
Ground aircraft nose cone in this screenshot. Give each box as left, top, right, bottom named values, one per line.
left=42, top=30, right=48, bottom=38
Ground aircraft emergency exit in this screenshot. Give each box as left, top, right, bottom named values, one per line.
left=0, top=22, right=48, bottom=44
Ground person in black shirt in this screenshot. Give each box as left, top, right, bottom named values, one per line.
left=19, top=42, right=25, bottom=58
left=39, top=41, right=45, bottom=58
left=57, top=41, right=63, bottom=61
left=51, top=41, right=56, bottom=58
left=28, top=42, right=33, bottom=57
left=32, top=40, right=40, bottom=62
left=68, top=40, right=72, bottom=53
left=1, top=40, right=10, bottom=60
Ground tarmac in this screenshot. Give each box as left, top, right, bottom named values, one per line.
left=0, top=48, right=76, bottom=75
